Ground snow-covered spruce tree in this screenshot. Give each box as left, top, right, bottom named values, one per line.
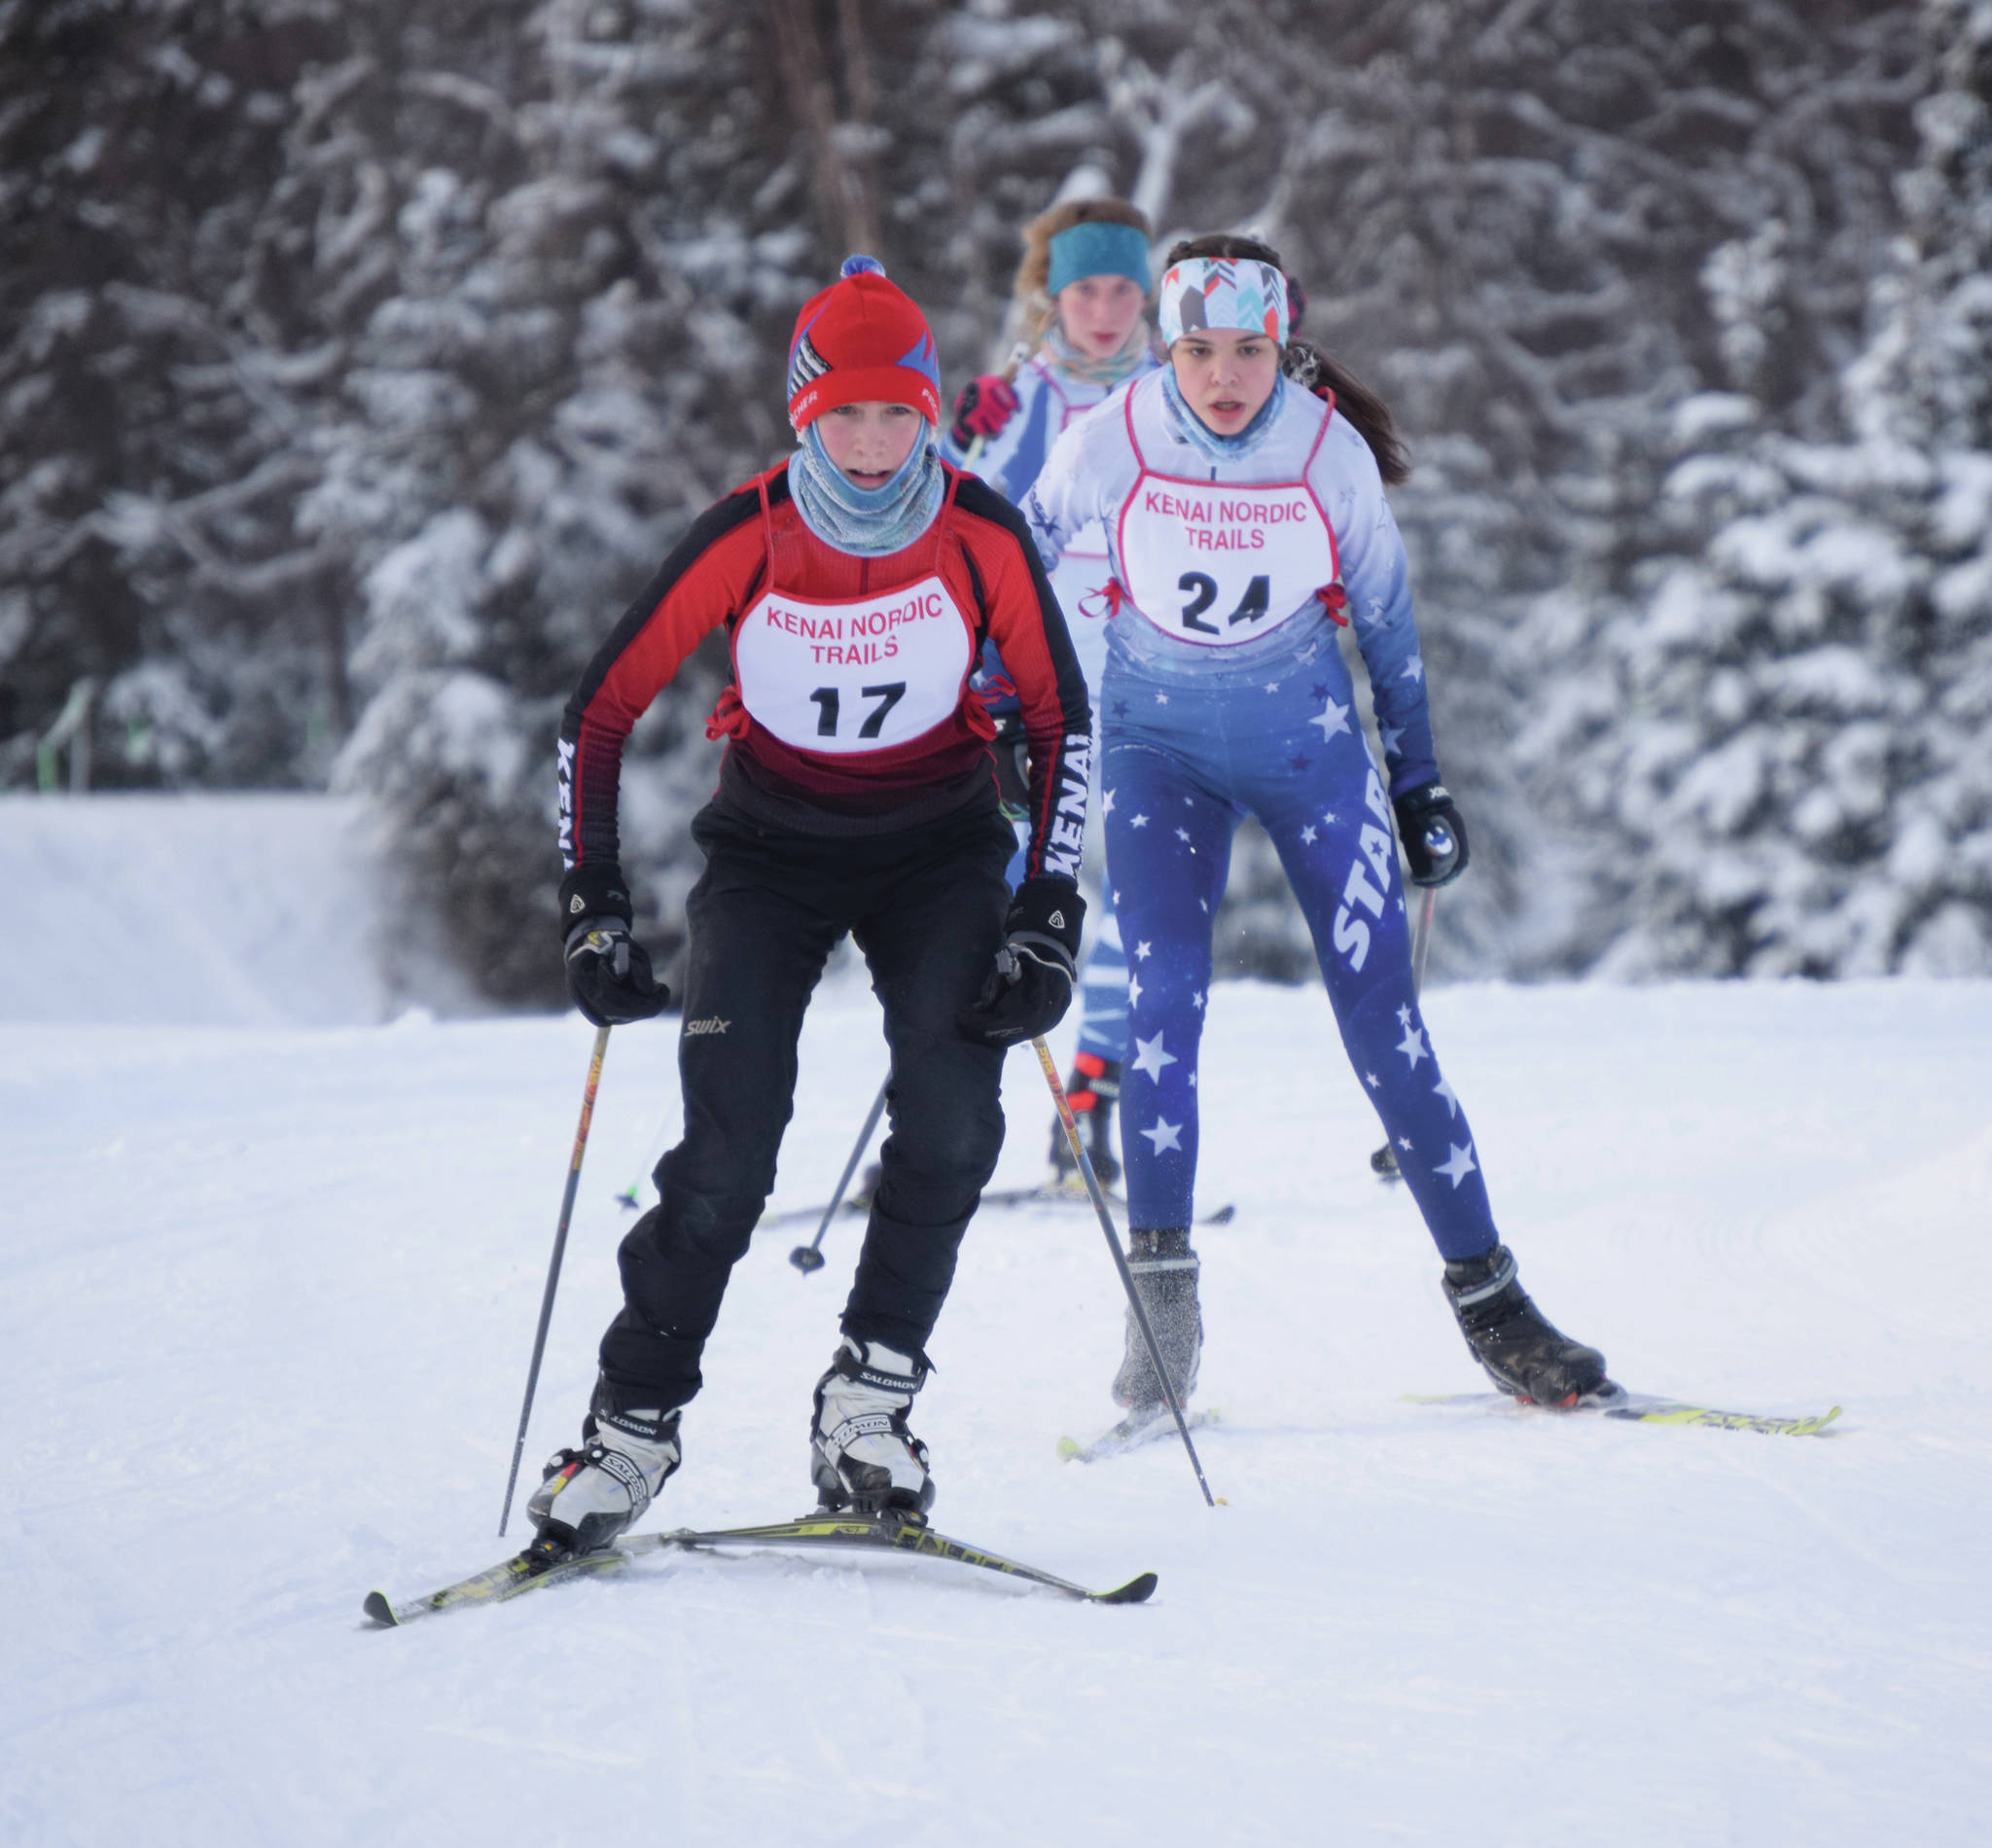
left=0, top=0, right=354, bottom=788
left=1523, top=0, right=1990, bottom=977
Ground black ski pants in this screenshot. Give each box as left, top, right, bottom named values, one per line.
left=596, top=797, right=1014, bottom=1416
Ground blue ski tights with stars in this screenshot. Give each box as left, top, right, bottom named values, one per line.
left=1100, top=623, right=1499, bottom=1262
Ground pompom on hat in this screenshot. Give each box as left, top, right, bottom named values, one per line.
left=786, top=256, right=943, bottom=430
left=1156, top=256, right=1290, bottom=347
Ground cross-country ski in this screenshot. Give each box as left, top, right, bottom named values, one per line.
left=365, top=1512, right=1156, bottom=1626
left=1404, top=1390, right=1844, bottom=1437
left=1058, top=1407, right=1222, bottom=1464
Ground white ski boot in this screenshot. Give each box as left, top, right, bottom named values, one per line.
left=526, top=1399, right=682, bottom=1558
left=809, top=1335, right=935, bottom=1516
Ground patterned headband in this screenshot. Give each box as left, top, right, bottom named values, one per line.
left=1156, top=257, right=1289, bottom=346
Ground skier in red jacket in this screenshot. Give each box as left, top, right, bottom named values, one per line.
left=528, top=258, right=1093, bottom=1559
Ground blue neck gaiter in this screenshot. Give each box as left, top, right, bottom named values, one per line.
left=1160, top=368, right=1289, bottom=462
left=788, top=423, right=945, bottom=558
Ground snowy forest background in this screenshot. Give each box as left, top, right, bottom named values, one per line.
left=3, top=0, right=1988, bottom=1007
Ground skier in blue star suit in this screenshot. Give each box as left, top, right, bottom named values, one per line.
left=1023, top=231, right=1609, bottom=1416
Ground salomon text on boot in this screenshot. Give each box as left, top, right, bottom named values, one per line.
left=1442, top=1244, right=1608, bottom=1406
left=1112, top=1227, right=1202, bottom=1412
left=810, top=1335, right=934, bottom=1517
left=526, top=1390, right=682, bottom=1560
left=1049, top=1053, right=1121, bottom=1190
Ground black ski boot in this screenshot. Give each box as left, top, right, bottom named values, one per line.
left=1442, top=1245, right=1607, bottom=1406
left=1111, top=1227, right=1201, bottom=1410
left=526, top=1387, right=683, bottom=1559
left=1049, top=1052, right=1121, bottom=1190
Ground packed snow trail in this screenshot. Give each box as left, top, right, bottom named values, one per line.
left=4, top=977, right=1989, bottom=1846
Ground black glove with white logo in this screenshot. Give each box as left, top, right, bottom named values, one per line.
left=1393, top=781, right=1470, bottom=887
left=958, top=877, right=1086, bottom=1048
left=559, top=865, right=669, bottom=1026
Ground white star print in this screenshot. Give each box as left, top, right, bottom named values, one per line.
left=1433, top=1074, right=1459, bottom=1117
left=1380, top=723, right=1405, bottom=758
left=1396, top=1021, right=1428, bottom=1068
left=1101, top=787, right=1116, bottom=815
left=1397, top=1005, right=1413, bottom=1027
left=1175, top=827, right=1192, bottom=842
left=1135, top=941, right=1152, bottom=961
left=1130, top=1031, right=1179, bottom=1082
left=1365, top=1071, right=1380, bottom=1089
left=1155, top=693, right=1170, bottom=705
left=1189, top=1071, right=1198, bottom=1087
left=1309, top=698, right=1352, bottom=742
left=1130, top=814, right=1149, bottom=829
left=1436, top=1142, right=1477, bottom=1188
left=1197, top=899, right=1208, bottom=913
left=1127, top=973, right=1143, bottom=1008
left=1401, top=655, right=1425, bottom=684
left=1398, top=1135, right=1413, bottom=1152
left=1264, top=681, right=1281, bottom=693
left=1183, top=795, right=1194, bottom=806
left=1192, top=991, right=1205, bottom=1012
left=1300, top=825, right=1317, bottom=844
left=1322, top=810, right=1337, bottom=826
left=1141, top=1118, right=1184, bottom=1155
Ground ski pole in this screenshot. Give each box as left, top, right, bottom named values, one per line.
left=1033, top=1036, right=1218, bottom=1509
left=499, top=1022, right=612, bottom=1538
left=1370, top=886, right=1438, bottom=1182
left=791, top=1075, right=892, bottom=1275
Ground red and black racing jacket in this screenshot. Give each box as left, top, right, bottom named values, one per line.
left=558, top=460, right=1092, bottom=892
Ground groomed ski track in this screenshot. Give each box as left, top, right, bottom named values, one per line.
left=6, top=976, right=1990, bottom=1845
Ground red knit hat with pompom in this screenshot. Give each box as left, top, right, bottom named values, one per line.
left=786, top=256, right=943, bottom=430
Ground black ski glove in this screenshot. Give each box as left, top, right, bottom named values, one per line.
left=559, top=864, right=669, bottom=1026
left=958, top=876, right=1086, bottom=1048
left=1393, top=781, right=1470, bottom=887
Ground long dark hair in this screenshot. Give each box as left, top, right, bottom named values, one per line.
left=1163, top=233, right=1409, bottom=485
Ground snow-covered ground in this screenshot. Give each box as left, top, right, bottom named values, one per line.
left=0, top=794, right=474, bottom=1026
left=5, top=975, right=1989, bottom=1846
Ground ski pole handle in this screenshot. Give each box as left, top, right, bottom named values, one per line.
left=499, top=1023, right=612, bottom=1538
left=1032, top=1037, right=1218, bottom=1509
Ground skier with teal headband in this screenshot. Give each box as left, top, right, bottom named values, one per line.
left=944, top=197, right=1162, bottom=1190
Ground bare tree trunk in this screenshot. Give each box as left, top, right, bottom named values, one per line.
left=765, top=0, right=881, bottom=259
left=835, top=0, right=884, bottom=254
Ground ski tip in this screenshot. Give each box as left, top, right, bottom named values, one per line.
left=1205, top=1203, right=1237, bottom=1225
left=1055, top=1437, right=1085, bottom=1462
left=1092, top=1570, right=1158, bottom=1606
left=361, top=1590, right=399, bottom=1628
